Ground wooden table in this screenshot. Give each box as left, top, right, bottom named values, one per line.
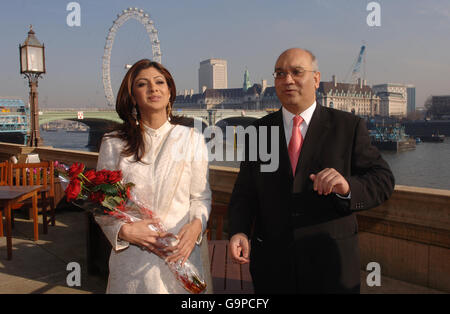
left=0, top=185, right=41, bottom=260
left=208, top=240, right=254, bottom=294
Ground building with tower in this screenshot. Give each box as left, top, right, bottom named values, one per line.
left=243, top=69, right=251, bottom=92
left=175, top=69, right=273, bottom=110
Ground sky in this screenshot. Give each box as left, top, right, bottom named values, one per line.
left=0, top=0, right=449, bottom=109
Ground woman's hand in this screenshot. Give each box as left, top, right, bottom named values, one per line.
left=165, top=219, right=202, bottom=265
left=118, top=219, right=174, bottom=258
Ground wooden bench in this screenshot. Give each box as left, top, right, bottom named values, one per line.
left=208, top=240, right=254, bottom=294
left=206, top=203, right=228, bottom=240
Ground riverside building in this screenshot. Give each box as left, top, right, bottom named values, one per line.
left=372, top=83, right=408, bottom=118
left=316, top=75, right=380, bottom=116
left=176, top=69, right=276, bottom=110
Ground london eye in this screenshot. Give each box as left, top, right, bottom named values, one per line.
left=102, top=8, right=162, bottom=107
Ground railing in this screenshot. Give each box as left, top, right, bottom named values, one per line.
left=0, top=143, right=98, bottom=169
left=1, top=142, right=449, bottom=292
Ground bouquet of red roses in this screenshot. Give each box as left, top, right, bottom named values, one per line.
left=56, top=162, right=207, bottom=294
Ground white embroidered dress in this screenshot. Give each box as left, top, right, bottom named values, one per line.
left=96, top=121, right=212, bottom=293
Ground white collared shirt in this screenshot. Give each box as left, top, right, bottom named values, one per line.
left=281, top=102, right=351, bottom=199
left=282, top=101, right=316, bottom=146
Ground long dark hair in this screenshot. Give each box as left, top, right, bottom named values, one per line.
left=105, top=59, right=185, bottom=162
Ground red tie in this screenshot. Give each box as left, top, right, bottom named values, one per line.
left=288, top=115, right=304, bottom=176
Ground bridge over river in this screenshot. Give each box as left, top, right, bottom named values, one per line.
left=39, top=109, right=270, bottom=147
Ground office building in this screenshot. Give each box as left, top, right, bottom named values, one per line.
left=198, top=59, right=228, bottom=92
left=429, top=95, right=450, bottom=119
left=406, top=85, right=416, bottom=114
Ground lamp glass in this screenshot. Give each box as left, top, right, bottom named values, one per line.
left=20, top=45, right=27, bottom=73
left=27, top=46, right=44, bottom=72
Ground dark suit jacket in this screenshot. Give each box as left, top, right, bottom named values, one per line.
left=228, top=105, right=395, bottom=294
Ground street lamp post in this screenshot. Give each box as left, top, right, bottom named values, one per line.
left=19, top=25, right=46, bottom=147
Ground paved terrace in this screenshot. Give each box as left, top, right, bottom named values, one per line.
left=0, top=143, right=449, bottom=294
left=0, top=207, right=444, bottom=294
left=0, top=208, right=106, bottom=294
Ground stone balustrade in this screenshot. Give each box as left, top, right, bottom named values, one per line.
left=1, top=142, right=449, bottom=292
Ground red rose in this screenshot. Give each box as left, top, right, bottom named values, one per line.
left=107, top=170, right=122, bottom=184
left=65, top=179, right=81, bottom=202
left=83, top=169, right=96, bottom=184
left=126, top=186, right=131, bottom=200
left=92, top=170, right=108, bottom=185
left=89, top=191, right=105, bottom=204
left=69, top=162, right=85, bottom=179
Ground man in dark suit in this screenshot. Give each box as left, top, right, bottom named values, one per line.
left=228, top=48, right=395, bottom=293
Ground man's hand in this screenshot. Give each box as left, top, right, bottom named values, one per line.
left=229, top=233, right=250, bottom=264
left=309, top=168, right=350, bottom=196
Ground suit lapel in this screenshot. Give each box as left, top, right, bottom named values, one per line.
left=293, top=104, right=331, bottom=192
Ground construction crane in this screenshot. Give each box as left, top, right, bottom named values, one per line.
left=344, top=44, right=366, bottom=114
left=352, top=45, right=366, bottom=83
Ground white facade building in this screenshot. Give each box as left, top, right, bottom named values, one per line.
left=317, top=76, right=380, bottom=116
left=372, top=83, right=408, bottom=118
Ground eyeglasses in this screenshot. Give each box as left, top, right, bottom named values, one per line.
left=272, top=68, right=316, bottom=79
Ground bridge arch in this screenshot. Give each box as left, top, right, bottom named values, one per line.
left=40, top=111, right=122, bottom=150
left=39, top=111, right=122, bottom=125
left=215, top=116, right=258, bottom=128
left=172, top=113, right=209, bottom=127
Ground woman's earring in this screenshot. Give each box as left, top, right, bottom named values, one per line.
left=131, top=105, right=139, bottom=126
left=167, top=103, right=172, bottom=122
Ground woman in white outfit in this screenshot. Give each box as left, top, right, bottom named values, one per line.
left=96, top=59, right=212, bottom=293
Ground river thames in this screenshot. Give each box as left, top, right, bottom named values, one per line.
left=40, top=129, right=450, bottom=191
